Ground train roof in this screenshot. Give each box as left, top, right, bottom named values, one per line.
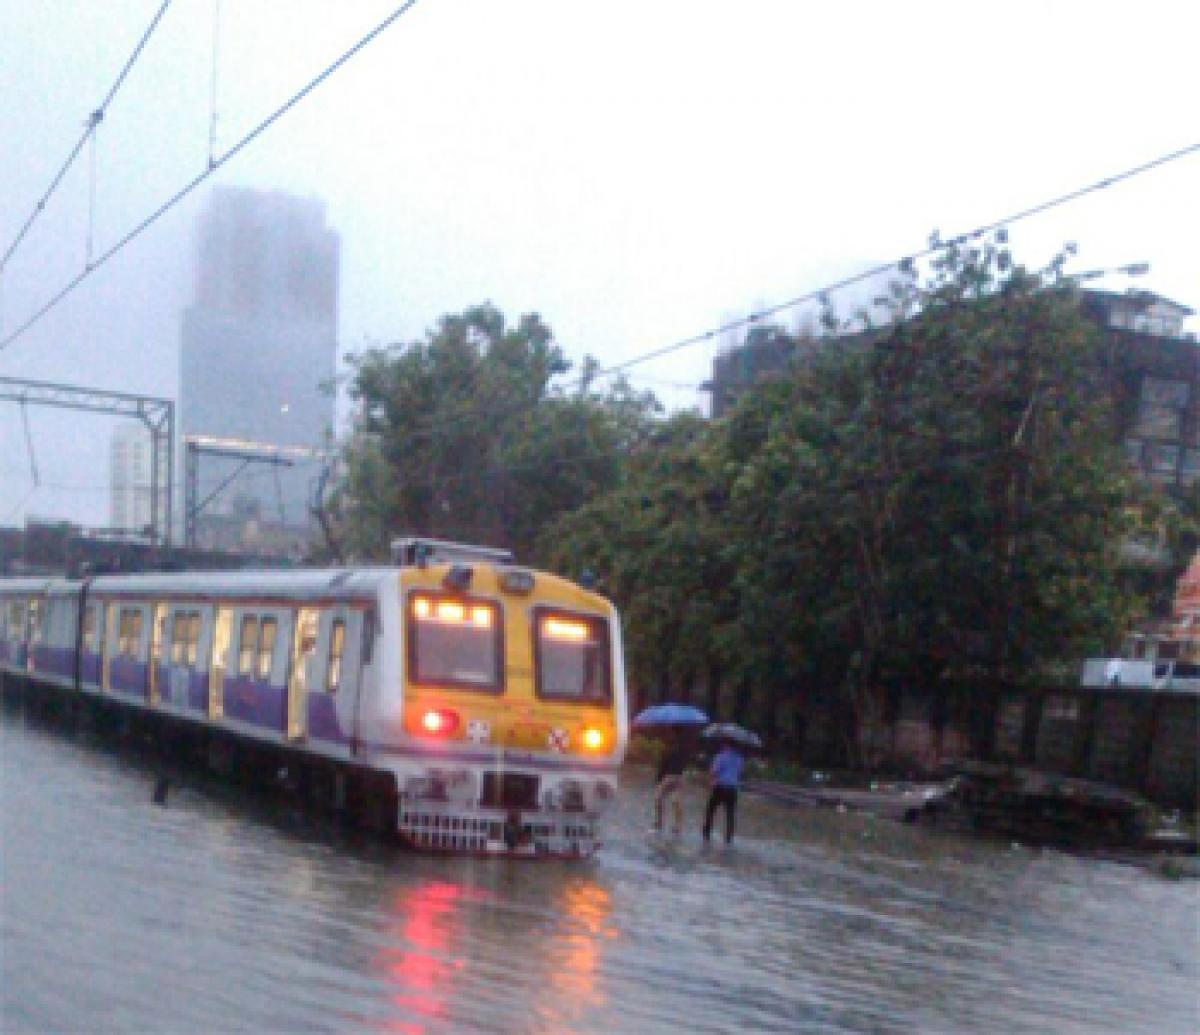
left=86, top=567, right=397, bottom=599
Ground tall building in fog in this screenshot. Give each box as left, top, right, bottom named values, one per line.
left=179, top=188, right=339, bottom=552
left=110, top=421, right=166, bottom=535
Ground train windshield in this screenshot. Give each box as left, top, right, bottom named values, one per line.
left=408, top=592, right=502, bottom=691
left=534, top=609, right=611, bottom=703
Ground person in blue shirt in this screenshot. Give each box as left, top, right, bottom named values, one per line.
left=702, top=739, right=745, bottom=844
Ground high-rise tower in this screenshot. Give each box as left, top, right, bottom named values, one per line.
left=179, top=188, right=340, bottom=552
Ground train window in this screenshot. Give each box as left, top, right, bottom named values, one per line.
left=407, top=592, right=502, bottom=691
left=238, top=616, right=259, bottom=676
left=117, top=608, right=143, bottom=659
left=533, top=609, right=611, bottom=703
left=258, top=618, right=277, bottom=681
left=293, top=610, right=319, bottom=693
left=170, top=611, right=201, bottom=668
left=327, top=619, right=346, bottom=693
left=83, top=606, right=99, bottom=653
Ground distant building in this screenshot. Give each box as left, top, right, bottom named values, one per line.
left=179, top=188, right=340, bottom=552
left=1081, top=291, right=1198, bottom=491
left=109, top=421, right=166, bottom=536
left=705, top=287, right=1198, bottom=489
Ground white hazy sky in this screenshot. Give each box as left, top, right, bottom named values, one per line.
left=1, top=0, right=1197, bottom=530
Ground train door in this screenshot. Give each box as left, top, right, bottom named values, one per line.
left=226, top=606, right=294, bottom=731
left=103, top=601, right=150, bottom=696
left=149, top=603, right=169, bottom=705
left=209, top=606, right=234, bottom=719
left=102, top=601, right=116, bottom=690
left=305, top=606, right=365, bottom=746
left=25, top=598, right=43, bottom=672
left=162, top=604, right=211, bottom=712
left=80, top=601, right=103, bottom=689
left=287, top=607, right=321, bottom=741
left=6, top=598, right=27, bottom=669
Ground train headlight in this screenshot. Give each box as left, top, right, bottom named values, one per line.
left=420, top=708, right=461, bottom=736
left=582, top=727, right=606, bottom=752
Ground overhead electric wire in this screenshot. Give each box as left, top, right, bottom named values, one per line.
left=377, top=139, right=1200, bottom=456
left=590, top=140, right=1200, bottom=383
left=0, top=0, right=174, bottom=274
left=0, top=0, right=422, bottom=355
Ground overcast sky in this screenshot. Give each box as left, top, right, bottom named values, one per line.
left=1, top=0, right=1197, bottom=530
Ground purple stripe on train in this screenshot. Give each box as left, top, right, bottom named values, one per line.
left=32, top=645, right=74, bottom=679
left=109, top=657, right=149, bottom=699
left=307, top=694, right=348, bottom=744
left=223, top=676, right=287, bottom=730
left=81, top=650, right=102, bottom=686
left=154, top=664, right=210, bottom=713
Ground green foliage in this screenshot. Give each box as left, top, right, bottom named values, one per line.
left=549, top=234, right=1150, bottom=757
left=325, top=244, right=1180, bottom=763
left=327, top=303, right=661, bottom=562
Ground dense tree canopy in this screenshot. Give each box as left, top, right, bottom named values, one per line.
left=323, top=244, right=1186, bottom=760
left=324, top=303, right=661, bottom=563
left=549, top=236, right=1148, bottom=752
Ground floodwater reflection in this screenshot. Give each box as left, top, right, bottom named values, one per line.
left=1, top=713, right=1197, bottom=1035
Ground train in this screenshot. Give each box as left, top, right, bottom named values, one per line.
left=0, top=537, right=629, bottom=858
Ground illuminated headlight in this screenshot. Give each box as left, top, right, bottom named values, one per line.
left=582, top=727, right=606, bottom=752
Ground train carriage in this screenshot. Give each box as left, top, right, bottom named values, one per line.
left=0, top=539, right=628, bottom=858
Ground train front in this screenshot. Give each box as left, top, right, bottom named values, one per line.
left=390, top=558, right=628, bottom=857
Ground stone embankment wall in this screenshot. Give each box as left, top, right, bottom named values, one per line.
left=793, top=685, right=1197, bottom=808
left=993, top=688, right=1197, bottom=808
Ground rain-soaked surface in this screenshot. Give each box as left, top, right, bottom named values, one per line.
left=2, top=706, right=1197, bottom=1035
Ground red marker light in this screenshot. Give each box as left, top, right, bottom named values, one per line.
left=420, top=708, right=460, bottom=736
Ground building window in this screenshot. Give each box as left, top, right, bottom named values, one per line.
left=1182, top=449, right=1200, bottom=486
left=1134, top=378, right=1188, bottom=440
left=1148, top=443, right=1180, bottom=475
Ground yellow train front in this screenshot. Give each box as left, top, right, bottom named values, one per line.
left=384, top=540, right=628, bottom=857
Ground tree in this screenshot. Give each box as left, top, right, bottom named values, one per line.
left=721, top=234, right=1139, bottom=758
left=328, top=303, right=660, bottom=561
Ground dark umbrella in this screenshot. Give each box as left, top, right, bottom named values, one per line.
left=703, top=722, right=762, bottom=749
left=632, top=703, right=710, bottom=728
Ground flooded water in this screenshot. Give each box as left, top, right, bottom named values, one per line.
left=2, top=708, right=1197, bottom=1035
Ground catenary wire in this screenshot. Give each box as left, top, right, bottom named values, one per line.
left=368, top=139, right=1200, bottom=454
left=0, top=0, right=422, bottom=354
left=0, top=0, right=174, bottom=274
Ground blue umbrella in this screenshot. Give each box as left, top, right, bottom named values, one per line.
left=632, top=703, right=709, bottom=728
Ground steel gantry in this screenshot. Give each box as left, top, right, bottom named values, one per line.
left=183, top=434, right=322, bottom=548
left=0, top=376, right=174, bottom=544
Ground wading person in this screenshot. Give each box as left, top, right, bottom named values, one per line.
left=653, top=732, right=688, bottom=834
left=702, top=739, right=745, bottom=844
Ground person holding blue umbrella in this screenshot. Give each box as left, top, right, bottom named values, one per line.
left=632, top=702, right=708, bottom=834
left=653, top=729, right=690, bottom=833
